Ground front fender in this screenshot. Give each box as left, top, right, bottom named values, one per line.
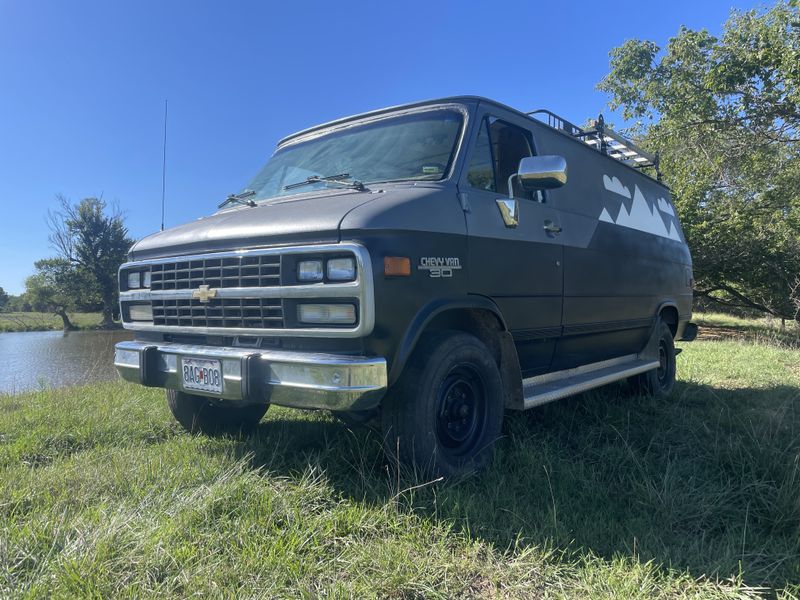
left=388, top=294, right=508, bottom=384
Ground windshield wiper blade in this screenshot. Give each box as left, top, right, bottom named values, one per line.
left=218, top=189, right=257, bottom=208
left=283, top=173, right=366, bottom=192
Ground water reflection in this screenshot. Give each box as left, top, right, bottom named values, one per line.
left=0, top=329, right=133, bottom=394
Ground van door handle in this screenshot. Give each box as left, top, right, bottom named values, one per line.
left=543, top=221, right=562, bottom=235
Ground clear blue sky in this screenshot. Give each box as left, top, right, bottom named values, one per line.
left=0, top=0, right=762, bottom=295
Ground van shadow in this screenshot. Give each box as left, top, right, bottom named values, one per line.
left=221, top=379, right=800, bottom=592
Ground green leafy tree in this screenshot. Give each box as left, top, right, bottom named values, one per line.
left=22, top=259, right=97, bottom=330
left=48, top=196, right=133, bottom=327
left=599, top=1, right=800, bottom=324
left=0, top=287, right=8, bottom=311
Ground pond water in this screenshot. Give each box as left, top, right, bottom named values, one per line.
left=0, top=329, right=133, bottom=394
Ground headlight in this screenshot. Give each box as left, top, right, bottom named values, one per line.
left=297, top=303, right=356, bottom=325
left=128, top=304, right=153, bottom=322
left=127, top=271, right=141, bottom=289
left=298, top=260, right=323, bottom=282
left=142, top=271, right=151, bottom=288
left=327, top=257, right=356, bottom=281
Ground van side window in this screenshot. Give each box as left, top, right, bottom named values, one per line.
left=488, top=118, right=533, bottom=198
left=467, top=117, right=535, bottom=199
left=466, top=120, right=496, bottom=192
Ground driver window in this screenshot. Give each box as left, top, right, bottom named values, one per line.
left=467, top=117, right=535, bottom=199
left=488, top=118, right=533, bottom=198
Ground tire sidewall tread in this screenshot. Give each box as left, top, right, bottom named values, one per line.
left=167, top=389, right=268, bottom=435
left=381, top=330, right=504, bottom=477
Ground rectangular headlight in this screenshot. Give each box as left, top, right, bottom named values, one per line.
left=327, top=257, right=356, bottom=281
left=298, top=260, right=323, bottom=282
left=297, top=303, right=356, bottom=325
left=128, top=304, right=153, bottom=322
left=142, top=271, right=151, bottom=288
left=127, top=271, right=141, bottom=289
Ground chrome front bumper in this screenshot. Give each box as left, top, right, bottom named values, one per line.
left=114, top=341, right=387, bottom=411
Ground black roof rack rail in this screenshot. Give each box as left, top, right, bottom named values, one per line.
left=528, top=109, right=661, bottom=181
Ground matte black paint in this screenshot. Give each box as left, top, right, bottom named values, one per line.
left=126, top=95, right=694, bottom=404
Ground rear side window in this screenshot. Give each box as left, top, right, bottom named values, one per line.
left=467, top=117, right=534, bottom=198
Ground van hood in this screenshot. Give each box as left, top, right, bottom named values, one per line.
left=128, top=189, right=382, bottom=260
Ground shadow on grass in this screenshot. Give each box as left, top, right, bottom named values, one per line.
left=219, top=379, right=800, bottom=592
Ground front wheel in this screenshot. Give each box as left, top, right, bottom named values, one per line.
left=381, top=331, right=505, bottom=477
left=166, top=389, right=268, bottom=435
left=632, top=321, right=677, bottom=398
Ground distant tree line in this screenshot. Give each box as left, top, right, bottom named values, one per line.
left=600, top=1, right=800, bottom=326
left=1, top=196, right=132, bottom=330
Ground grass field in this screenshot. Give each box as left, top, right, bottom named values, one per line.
left=1, top=324, right=799, bottom=597
left=0, top=311, right=104, bottom=332
left=695, top=312, right=800, bottom=348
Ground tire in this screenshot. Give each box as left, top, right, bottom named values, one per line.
left=332, top=409, right=380, bottom=430
left=381, top=331, right=505, bottom=477
left=166, top=389, right=268, bottom=435
left=633, top=321, right=677, bottom=398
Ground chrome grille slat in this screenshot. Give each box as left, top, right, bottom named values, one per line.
left=150, top=254, right=281, bottom=291
left=151, top=297, right=285, bottom=329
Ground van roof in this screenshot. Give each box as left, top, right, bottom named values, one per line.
left=277, top=95, right=663, bottom=184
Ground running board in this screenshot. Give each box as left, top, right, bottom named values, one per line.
left=522, top=354, right=659, bottom=410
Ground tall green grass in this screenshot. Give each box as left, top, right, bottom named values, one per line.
left=1, top=337, right=798, bottom=598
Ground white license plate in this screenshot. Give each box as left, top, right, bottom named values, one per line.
left=181, top=357, right=223, bottom=394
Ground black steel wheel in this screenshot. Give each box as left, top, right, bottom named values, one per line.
left=435, top=365, right=488, bottom=456
left=381, top=331, right=504, bottom=477
left=167, top=389, right=268, bottom=435
left=633, top=321, right=677, bottom=398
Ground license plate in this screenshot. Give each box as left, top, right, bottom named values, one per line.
left=181, top=357, right=223, bottom=394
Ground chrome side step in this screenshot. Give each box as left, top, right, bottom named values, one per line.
left=522, top=354, right=658, bottom=409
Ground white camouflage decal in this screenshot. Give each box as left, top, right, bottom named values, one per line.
left=601, top=175, right=681, bottom=242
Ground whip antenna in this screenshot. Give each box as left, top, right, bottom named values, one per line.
left=161, top=99, right=168, bottom=231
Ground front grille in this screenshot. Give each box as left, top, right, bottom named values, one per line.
left=152, top=298, right=284, bottom=329
left=150, top=255, right=280, bottom=291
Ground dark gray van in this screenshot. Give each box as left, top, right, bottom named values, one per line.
left=115, top=97, right=697, bottom=476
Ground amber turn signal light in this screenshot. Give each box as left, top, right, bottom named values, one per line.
left=384, top=256, right=411, bottom=277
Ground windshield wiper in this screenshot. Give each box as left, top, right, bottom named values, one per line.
left=218, top=190, right=257, bottom=209
left=283, top=173, right=366, bottom=192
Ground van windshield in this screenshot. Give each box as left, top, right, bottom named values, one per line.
left=244, top=109, right=464, bottom=202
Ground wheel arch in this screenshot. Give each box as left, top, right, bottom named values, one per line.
left=389, top=296, right=523, bottom=408
left=657, top=301, right=680, bottom=337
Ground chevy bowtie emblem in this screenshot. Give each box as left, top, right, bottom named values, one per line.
left=192, top=284, right=217, bottom=304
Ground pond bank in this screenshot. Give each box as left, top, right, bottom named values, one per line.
left=0, top=312, right=113, bottom=333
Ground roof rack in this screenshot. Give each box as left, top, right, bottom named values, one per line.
left=528, top=109, right=660, bottom=180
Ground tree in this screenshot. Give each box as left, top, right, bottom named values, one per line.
left=48, top=196, right=133, bottom=328
left=0, top=287, right=8, bottom=311
left=598, top=1, right=800, bottom=323
left=22, top=259, right=95, bottom=329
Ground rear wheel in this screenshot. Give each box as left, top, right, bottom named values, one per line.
left=167, top=389, right=268, bottom=435
left=381, top=331, right=504, bottom=477
left=633, top=321, right=676, bottom=398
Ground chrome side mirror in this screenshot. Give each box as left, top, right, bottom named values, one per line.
left=517, top=155, right=568, bottom=191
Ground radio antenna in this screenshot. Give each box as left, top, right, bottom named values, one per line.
left=160, top=99, right=168, bottom=231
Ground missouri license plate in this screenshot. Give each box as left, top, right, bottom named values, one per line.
left=181, top=357, right=223, bottom=394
